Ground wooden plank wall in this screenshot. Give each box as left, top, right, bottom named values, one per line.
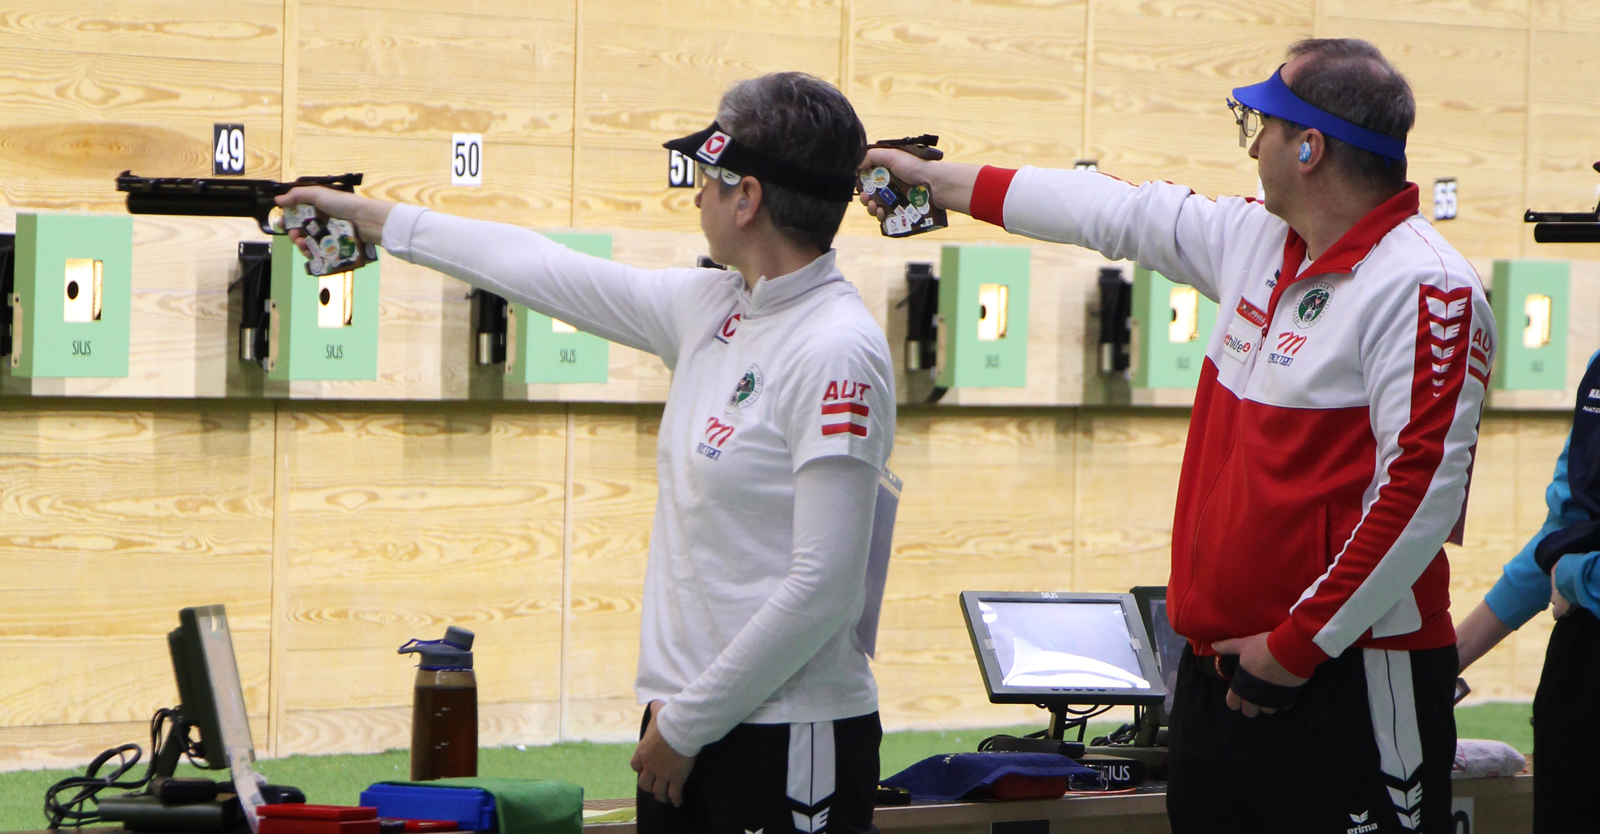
left=0, top=403, right=1573, bottom=768
left=0, top=403, right=278, bottom=765
left=2, top=0, right=1599, bottom=770
left=2, top=0, right=1599, bottom=404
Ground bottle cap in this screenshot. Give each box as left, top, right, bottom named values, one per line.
left=398, top=626, right=475, bottom=670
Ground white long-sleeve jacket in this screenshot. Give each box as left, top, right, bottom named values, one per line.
left=380, top=204, right=894, bottom=753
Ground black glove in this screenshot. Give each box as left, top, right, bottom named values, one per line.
left=1228, top=664, right=1300, bottom=711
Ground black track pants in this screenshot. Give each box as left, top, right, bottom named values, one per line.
left=1533, top=607, right=1600, bottom=833
left=636, top=707, right=881, bottom=834
left=1167, top=643, right=1458, bottom=834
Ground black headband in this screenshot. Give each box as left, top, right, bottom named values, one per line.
left=662, top=122, right=858, bottom=202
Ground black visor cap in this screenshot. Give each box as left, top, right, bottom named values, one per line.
left=663, top=122, right=858, bottom=202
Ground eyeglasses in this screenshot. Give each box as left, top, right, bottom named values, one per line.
left=697, top=163, right=743, bottom=186
left=1225, top=98, right=1266, bottom=148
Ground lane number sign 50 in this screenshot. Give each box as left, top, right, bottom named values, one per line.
left=452, top=134, right=483, bottom=186
left=213, top=124, right=245, bottom=175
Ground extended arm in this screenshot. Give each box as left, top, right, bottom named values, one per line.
left=277, top=187, right=710, bottom=363
left=857, top=149, right=1280, bottom=300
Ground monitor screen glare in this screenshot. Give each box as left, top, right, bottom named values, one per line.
left=978, top=600, right=1151, bottom=690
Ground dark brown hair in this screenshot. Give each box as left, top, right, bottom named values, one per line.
left=1284, top=39, right=1415, bottom=192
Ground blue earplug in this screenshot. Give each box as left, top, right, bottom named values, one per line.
left=1298, top=142, right=1312, bottom=163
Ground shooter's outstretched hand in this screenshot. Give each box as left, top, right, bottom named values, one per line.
left=857, top=151, right=982, bottom=220
left=276, top=186, right=396, bottom=257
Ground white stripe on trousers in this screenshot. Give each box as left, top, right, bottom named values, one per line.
left=787, top=721, right=835, bottom=833
left=1364, top=648, right=1425, bottom=831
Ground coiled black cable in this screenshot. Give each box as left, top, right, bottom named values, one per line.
left=42, top=707, right=211, bottom=828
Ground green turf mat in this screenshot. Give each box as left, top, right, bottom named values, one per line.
left=0, top=707, right=1528, bottom=832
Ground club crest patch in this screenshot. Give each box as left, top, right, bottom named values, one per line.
left=726, top=364, right=763, bottom=411
left=1293, top=281, right=1334, bottom=329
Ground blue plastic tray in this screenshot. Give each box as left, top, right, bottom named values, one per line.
left=358, top=784, right=497, bottom=832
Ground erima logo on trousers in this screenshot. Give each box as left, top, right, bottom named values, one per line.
left=792, top=809, right=829, bottom=833
left=1347, top=810, right=1378, bottom=834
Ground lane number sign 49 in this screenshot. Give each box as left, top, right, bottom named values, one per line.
left=214, top=124, right=245, bottom=175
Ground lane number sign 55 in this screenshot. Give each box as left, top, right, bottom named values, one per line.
left=1434, top=178, right=1458, bottom=221
left=452, top=134, right=483, bottom=187
left=213, top=124, right=245, bottom=175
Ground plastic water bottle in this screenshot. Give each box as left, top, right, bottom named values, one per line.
left=398, top=626, right=477, bottom=781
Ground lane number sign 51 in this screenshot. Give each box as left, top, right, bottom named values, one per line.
left=668, top=149, right=697, bottom=188
left=452, top=134, right=483, bottom=187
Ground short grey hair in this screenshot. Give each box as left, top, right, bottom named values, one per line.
left=1284, top=39, right=1415, bottom=191
left=715, top=72, right=866, bottom=252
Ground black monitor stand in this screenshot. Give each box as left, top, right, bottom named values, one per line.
left=1044, top=705, right=1092, bottom=742
left=150, top=710, right=197, bottom=780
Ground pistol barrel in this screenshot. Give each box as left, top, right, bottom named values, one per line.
left=115, top=171, right=363, bottom=234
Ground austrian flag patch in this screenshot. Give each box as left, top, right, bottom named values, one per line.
left=821, top=379, right=872, bottom=437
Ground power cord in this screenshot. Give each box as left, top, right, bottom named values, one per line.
left=976, top=704, right=1116, bottom=751
left=976, top=727, right=1049, bottom=752
left=43, top=707, right=212, bottom=828
left=1090, top=704, right=1145, bottom=746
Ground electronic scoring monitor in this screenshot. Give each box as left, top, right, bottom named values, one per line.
left=960, top=591, right=1166, bottom=707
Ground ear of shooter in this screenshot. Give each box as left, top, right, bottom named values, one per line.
left=860, top=135, right=949, bottom=238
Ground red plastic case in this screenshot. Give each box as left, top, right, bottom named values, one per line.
left=258, top=805, right=379, bottom=822
left=969, top=774, right=1068, bottom=801
left=260, top=818, right=382, bottom=834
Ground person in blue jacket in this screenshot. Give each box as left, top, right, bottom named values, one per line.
left=1457, top=350, right=1600, bottom=833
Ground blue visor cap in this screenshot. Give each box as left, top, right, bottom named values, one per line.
left=1231, top=66, right=1407, bottom=162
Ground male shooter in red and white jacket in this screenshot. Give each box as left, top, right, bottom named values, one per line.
left=865, top=39, right=1494, bottom=834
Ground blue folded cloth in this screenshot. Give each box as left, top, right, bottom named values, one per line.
left=881, top=752, right=1098, bottom=802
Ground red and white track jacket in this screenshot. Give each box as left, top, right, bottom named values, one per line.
left=971, top=167, right=1495, bottom=678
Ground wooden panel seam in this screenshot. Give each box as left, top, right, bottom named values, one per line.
left=839, top=0, right=853, bottom=99
left=1081, top=0, right=1094, bottom=159
left=1071, top=409, right=1082, bottom=591
left=559, top=407, right=576, bottom=739
left=267, top=404, right=291, bottom=757
left=282, top=0, right=299, bottom=181
left=570, top=0, right=585, bottom=228
left=1519, top=16, right=1533, bottom=260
